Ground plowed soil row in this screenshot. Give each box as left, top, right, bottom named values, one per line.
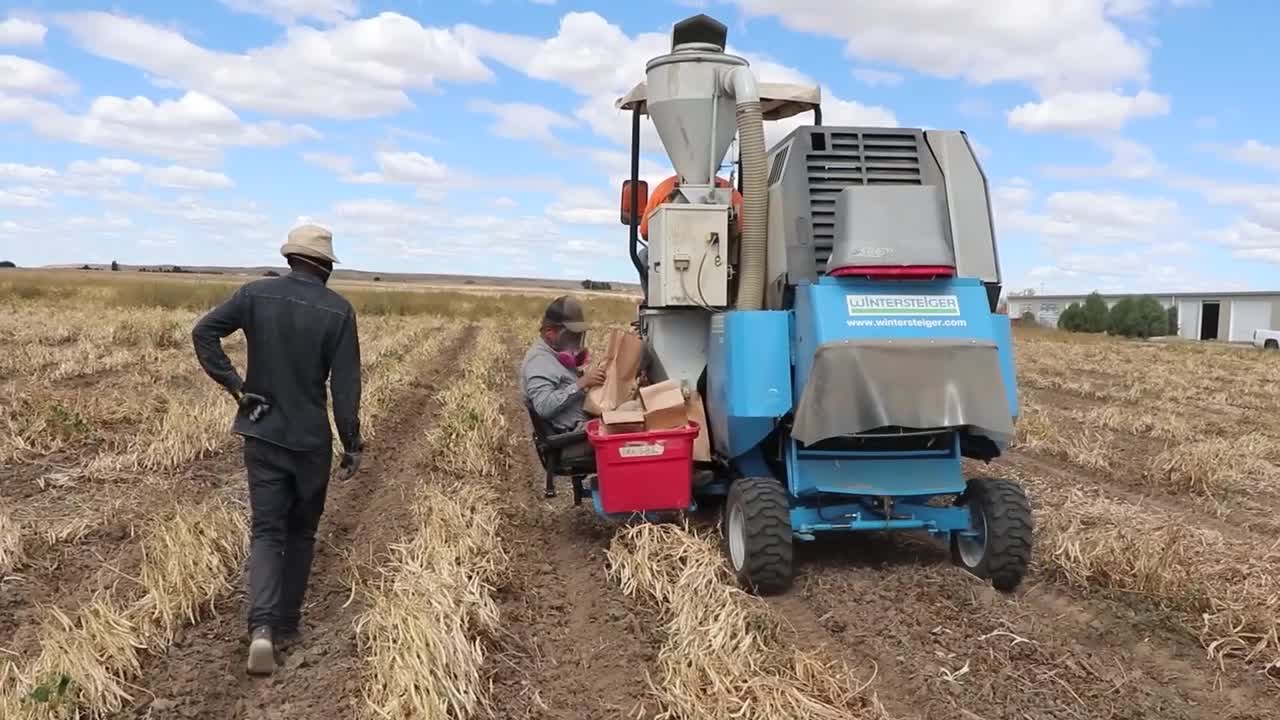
left=765, top=453, right=1280, bottom=720
left=104, top=324, right=475, bottom=720
left=481, top=340, right=663, bottom=720
left=100, top=326, right=667, bottom=720
left=1, top=434, right=244, bottom=665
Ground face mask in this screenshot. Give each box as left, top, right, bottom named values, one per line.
left=556, top=348, right=589, bottom=369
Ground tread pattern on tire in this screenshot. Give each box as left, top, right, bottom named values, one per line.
left=970, top=478, right=1033, bottom=592
left=727, top=477, right=793, bottom=595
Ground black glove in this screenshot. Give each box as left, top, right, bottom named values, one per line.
left=235, top=391, right=271, bottom=423
left=338, top=447, right=362, bottom=480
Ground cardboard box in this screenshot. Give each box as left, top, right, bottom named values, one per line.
left=601, top=408, right=646, bottom=436
left=585, top=330, right=645, bottom=415
left=685, top=389, right=711, bottom=462
left=639, top=379, right=689, bottom=431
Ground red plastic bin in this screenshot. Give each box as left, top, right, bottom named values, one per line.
left=585, top=419, right=699, bottom=514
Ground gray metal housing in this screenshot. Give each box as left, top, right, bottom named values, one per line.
left=763, top=126, right=1002, bottom=309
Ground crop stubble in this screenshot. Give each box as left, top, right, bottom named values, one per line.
left=7, top=279, right=1280, bottom=719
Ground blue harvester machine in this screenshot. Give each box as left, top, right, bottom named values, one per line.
left=610, top=14, right=1031, bottom=594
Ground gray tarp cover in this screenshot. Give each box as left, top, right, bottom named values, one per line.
left=792, top=339, right=1014, bottom=446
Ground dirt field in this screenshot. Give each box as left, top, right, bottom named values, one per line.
left=2, top=274, right=1278, bottom=719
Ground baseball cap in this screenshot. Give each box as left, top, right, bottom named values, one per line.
left=543, top=295, right=589, bottom=333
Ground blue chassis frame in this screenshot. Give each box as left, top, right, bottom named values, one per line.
left=585, top=437, right=978, bottom=544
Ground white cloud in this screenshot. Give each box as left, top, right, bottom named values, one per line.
left=0, top=186, right=53, bottom=208
left=852, top=67, right=904, bottom=87
left=145, top=165, right=235, bottom=190
left=1024, top=251, right=1204, bottom=292
left=1041, top=138, right=1161, bottom=179
left=993, top=177, right=1033, bottom=213
left=459, top=11, right=895, bottom=172
left=766, top=95, right=897, bottom=147
left=458, top=12, right=662, bottom=98
left=220, top=0, right=358, bottom=25
left=57, top=11, right=492, bottom=119
left=70, top=158, right=145, bottom=177
left=573, top=92, right=663, bottom=149
left=0, top=162, right=58, bottom=183
left=0, top=157, right=152, bottom=196
left=468, top=99, right=578, bottom=146
left=1008, top=90, right=1169, bottom=134
left=374, top=151, right=448, bottom=185
left=0, top=55, right=76, bottom=95
left=998, top=185, right=1180, bottom=244
left=0, top=90, right=318, bottom=163
left=327, top=196, right=572, bottom=268
left=302, top=151, right=354, bottom=174
left=492, top=196, right=519, bottom=209
left=546, top=186, right=616, bottom=225
left=729, top=0, right=1149, bottom=94
left=1217, top=140, right=1280, bottom=173
left=0, top=17, right=45, bottom=47
left=1204, top=218, right=1280, bottom=254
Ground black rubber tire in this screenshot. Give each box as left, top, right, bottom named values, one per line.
left=950, top=478, right=1033, bottom=593
left=722, top=478, right=793, bottom=595
left=1266, top=339, right=1278, bottom=350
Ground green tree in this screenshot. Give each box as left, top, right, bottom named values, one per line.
left=1106, top=296, right=1168, bottom=338
left=1057, top=303, right=1084, bottom=332
left=1019, top=310, right=1037, bottom=326
left=1082, top=292, right=1110, bottom=333
left=1167, top=305, right=1179, bottom=336
left=1134, top=296, right=1168, bottom=338
left=1107, top=297, right=1137, bottom=336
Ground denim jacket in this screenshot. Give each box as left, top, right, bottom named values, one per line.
left=192, top=270, right=362, bottom=453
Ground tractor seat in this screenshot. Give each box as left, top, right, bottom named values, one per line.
left=523, top=398, right=595, bottom=502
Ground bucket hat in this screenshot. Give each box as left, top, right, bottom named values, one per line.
left=281, top=224, right=340, bottom=264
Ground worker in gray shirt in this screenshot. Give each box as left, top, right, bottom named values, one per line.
left=521, top=296, right=605, bottom=433
left=192, top=224, right=362, bottom=676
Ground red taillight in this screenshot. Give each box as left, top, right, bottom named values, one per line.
left=829, top=265, right=956, bottom=280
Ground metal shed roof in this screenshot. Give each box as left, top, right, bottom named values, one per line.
left=1011, top=291, right=1280, bottom=302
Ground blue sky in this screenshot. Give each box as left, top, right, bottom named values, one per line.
left=1, top=1, right=1278, bottom=293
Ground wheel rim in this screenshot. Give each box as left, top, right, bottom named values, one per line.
left=956, top=503, right=987, bottom=567
left=728, top=504, right=746, bottom=570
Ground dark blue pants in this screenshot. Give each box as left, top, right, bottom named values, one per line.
left=243, top=437, right=331, bottom=633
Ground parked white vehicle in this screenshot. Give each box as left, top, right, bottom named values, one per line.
left=1254, top=329, right=1280, bottom=349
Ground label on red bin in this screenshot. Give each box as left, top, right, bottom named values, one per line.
left=618, top=441, right=665, bottom=458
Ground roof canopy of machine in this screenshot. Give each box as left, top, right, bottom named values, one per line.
left=616, top=81, right=821, bottom=121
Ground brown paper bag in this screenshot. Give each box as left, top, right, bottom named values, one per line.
left=685, top=389, right=711, bottom=462
left=585, top=329, right=644, bottom=415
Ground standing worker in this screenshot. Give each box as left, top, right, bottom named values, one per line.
left=192, top=223, right=364, bottom=676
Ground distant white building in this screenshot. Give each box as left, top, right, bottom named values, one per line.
left=1009, top=291, right=1280, bottom=342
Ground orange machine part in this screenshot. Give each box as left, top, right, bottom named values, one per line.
left=640, top=175, right=743, bottom=240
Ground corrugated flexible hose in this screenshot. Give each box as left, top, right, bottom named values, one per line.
left=734, top=100, right=768, bottom=311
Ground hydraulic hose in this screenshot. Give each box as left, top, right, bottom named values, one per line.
left=733, top=97, right=768, bottom=311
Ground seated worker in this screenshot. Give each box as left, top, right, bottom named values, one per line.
left=520, top=295, right=606, bottom=434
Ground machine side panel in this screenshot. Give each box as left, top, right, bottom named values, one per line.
left=707, top=311, right=792, bottom=459
left=792, top=277, right=1015, bottom=448
left=924, top=131, right=1000, bottom=286
left=992, top=312, right=1019, bottom=419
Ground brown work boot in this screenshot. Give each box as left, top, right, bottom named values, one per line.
left=247, top=626, right=275, bottom=675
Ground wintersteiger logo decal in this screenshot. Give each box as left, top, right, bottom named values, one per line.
left=847, top=294, right=961, bottom=316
